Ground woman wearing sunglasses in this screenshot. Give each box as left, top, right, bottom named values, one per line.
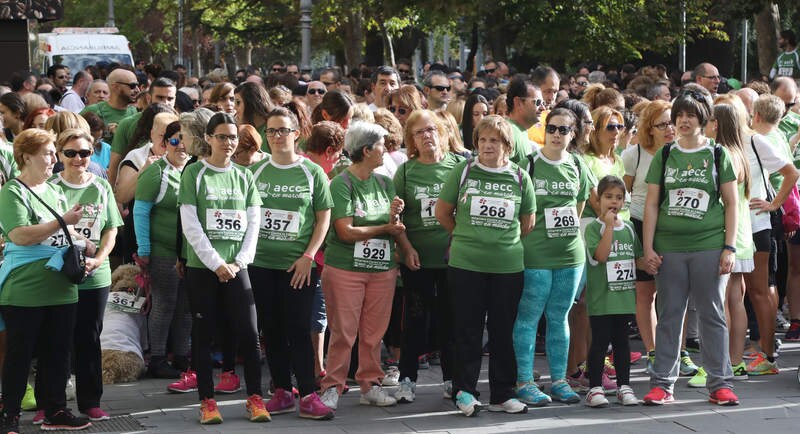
left=50, top=128, right=123, bottom=423
left=385, top=86, right=423, bottom=127
left=133, top=120, right=192, bottom=379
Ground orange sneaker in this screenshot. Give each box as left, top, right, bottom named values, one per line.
left=246, top=394, right=271, bottom=422
left=199, top=398, right=223, bottom=424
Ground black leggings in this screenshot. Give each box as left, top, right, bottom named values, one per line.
left=588, top=314, right=632, bottom=388
left=185, top=267, right=262, bottom=400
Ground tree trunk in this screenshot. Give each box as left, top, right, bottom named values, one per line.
left=465, top=21, right=479, bottom=80
left=343, top=9, right=364, bottom=68
left=755, top=2, right=780, bottom=77
left=383, top=25, right=396, bottom=67
left=193, top=27, right=202, bottom=78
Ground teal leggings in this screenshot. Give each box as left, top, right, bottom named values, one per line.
left=513, top=266, right=582, bottom=383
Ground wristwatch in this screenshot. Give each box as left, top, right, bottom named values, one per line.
left=723, top=244, right=737, bottom=253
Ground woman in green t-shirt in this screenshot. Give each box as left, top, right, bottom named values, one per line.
left=642, top=86, right=740, bottom=406
left=436, top=115, right=536, bottom=416
left=0, top=129, right=95, bottom=432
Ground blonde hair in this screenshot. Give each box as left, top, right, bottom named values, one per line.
left=387, top=85, right=423, bottom=111
left=404, top=110, right=450, bottom=159
left=45, top=111, right=91, bottom=135
left=637, top=100, right=671, bottom=151
left=473, top=115, right=513, bottom=157
left=374, top=108, right=403, bottom=152
left=351, top=103, right=375, bottom=123
left=585, top=106, right=623, bottom=156
left=13, top=128, right=56, bottom=168
left=56, top=128, right=93, bottom=152
left=713, top=93, right=753, bottom=135
left=434, top=109, right=467, bottom=154
left=446, top=99, right=465, bottom=124
left=582, top=84, right=624, bottom=111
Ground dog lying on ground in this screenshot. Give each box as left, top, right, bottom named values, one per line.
left=100, top=263, right=147, bottom=384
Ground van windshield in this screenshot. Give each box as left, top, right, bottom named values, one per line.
left=52, top=53, right=134, bottom=72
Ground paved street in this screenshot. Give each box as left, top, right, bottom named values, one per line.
left=18, top=340, right=800, bottom=433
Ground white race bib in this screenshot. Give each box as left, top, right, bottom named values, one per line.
left=107, top=291, right=147, bottom=313
left=419, top=197, right=438, bottom=226
left=544, top=206, right=579, bottom=238
left=779, top=67, right=794, bottom=76
left=44, top=229, right=69, bottom=247
left=469, top=196, right=514, bottom=229
left=353, top=238, right=391, bottom=270
left=668, top=188, right=710, bottom=219
left=606, top=259, right=636, bottom=291
left=205, top=208, right=246, bottom=240
left=261, top=208, right=300, bottom=240
left=75, top=217, right=101, bottom=242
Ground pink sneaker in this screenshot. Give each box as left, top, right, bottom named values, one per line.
left=32, top=409, right=45, bottom=425
left=214, top=371, right=242, bottom=394
left=82, top=407, right=110, bottom=421
left=167, top=370, right=198, bottom=393
left=265, top=388, right=296, bottom=415
left=299, top=393, right=335, bottom=420
left=566, top=371, right=589, bottom=393
left=601, top=373, right=618, bottom=394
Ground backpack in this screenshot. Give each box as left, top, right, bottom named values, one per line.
left=526, top=152, right=583, bottom=190
left=750, top=136, right=800, bottom=234
left=658, top=142, right=722, bottom=205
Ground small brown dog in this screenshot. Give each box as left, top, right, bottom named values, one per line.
left=100, top=264, right=147, bottom=384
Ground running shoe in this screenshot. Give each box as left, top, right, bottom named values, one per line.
left=215, top=371, right=242, bottom=394
left=199, top=398, right=222, bottom=425
left=616, top=385, right=639, bottom=406
left=515, top=382, right=551, bottom=407
left=265, top=388, right=296, bottom=415
left=319, top=387, right=339, bottom=411
left=550, top=380, right=580, bottom=404
left=746, top=353, right=779, bottom=375
left=245, top=395, right=271, bottom=422
left=299, top=393, right=334, bottom=420
left=0, top=414, right=19, bottom=434
left=685, top=337, right=701, bottom=353
left=602, top=372, right=618, bottom=394
left=20, top=383, right=36, bottom=411
left=629, top=351, right=643, bottom=364
left=455, top=391, right=481, bottom=417
left=41, top=409, right=91, bottom=431
left=395, top=377, right=416, bottom=403
left=488, top=398, right=527, bottom=414
left=566, top=370, right=590, bottom=394
left=383, top=357, right=399, bottom=367
left=382, top=366, right=400, bottom=387
left=443, top=380, right=453, bottom=399
left=428, top=352, right=441, bottom=366
left=708, top=387, right=739, bottom=406
left=82, top=407, right=110, bottom=421
left=688, top=367, right=707, bottom=388
left=679, top=351, right=699, bottom=376
left=32, top=409, right=45, bottom=425
left=418, top=354, right=430, bottom=370
left=776, top=310, right=791, bottom=332
left=604, top=357, right=616, bottom=378
left=643, top=387, right=674, bottom=405
left=732, top=361, right=749, bottom=380
left=784, top=320, right=800, bottom=342
left=167, top=370, right=198, bottom=393
left=584, top=386, right=608, bottom=408
left=360, top=385, right=397, bottom=406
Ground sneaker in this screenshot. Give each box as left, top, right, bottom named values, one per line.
left=777, top=311, right=791, bottom=332
left=515, top=382, right=551, bottom=407
left=585, top=386, right=609, bottom=408
left=167, top=370, right=198, bottom=393
left=65, top=376, right=76, bottom=401
left=360, top=385, right=396, bottom=406
left=550, top=379, right=580, bottom=404
left=20, top=383, right=36, bottom=411
left=418, top=355, right=430, bottom=370
left=646, top=350, right=655, bottom=375
left=732, top=361, right=749, bottom=380
left=81, top=407, right=109, bottom=421
left=148, top=356, right=181, bottom=379
left=245, top=395, right=271, bottom=422
left=566, top=370, right=590, bottom=394
left=395, top=378, right=416, bottom=403
left=299, top=393, right=334, bottom=420
left=455, top=391, right=481, bottom=417
left=199, top=398, right=223, bottom=425
left=428, top=352, right=441, bottom=366
left=746, top=353, right=779, bottom=375
left=603, top=357, right=616, bottom=378
left=41, top=409, right=91, bottom=431
left=32, top=410, right=45, bottom=425
left=215, top=371, right=242, bottom=394
left=319, top=387, right=339, bottom=411
left=708, top=387, right=739, bottom=406
left=616, top=385, right=639, bottom=406
left=688, top=367, right=707, bottom=388
left=382, top=366, right=400, bottom=387
left=0, top=414, right=19, bottom=434
left=785, top=320, right=800, bottom=341
left=533, top=370, right=541, bottom=381
left=629, top=351, right=643, bottom=364
left=488, top=398, right=528, bottom=414
left=679, top=351, right=699, bottom=376
left=383, top=357, right=399, bottom=367
left=442, top=380, right=453, bottom=399
left=265, top=388, right=296, bottom=415
left=600, top=373, right=617, bottom=394
left=685, top=337, right=701, bottom=353
left=643, top=387, right=674, bottom=405
left=743, top=350, right=760, bottom=360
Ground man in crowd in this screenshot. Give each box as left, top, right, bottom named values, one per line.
left=10, top=70, right=36, bottom=96
left=368, top=66, right=400, bottom=111
left=770, top=30, right=800, bottom=80
left=693, top=62, right=722, bottom=95
left=506, top=75, right=543, bottom=163
left=60, top=70, right=93, bottom=112
left=81, top=68, right=140, bottom=145
left=48, top=64, right=71, bottom=95
left=320, top=68, right=341, bottom=90
left=423, top=70, right=451, bottom=110
left=528, top=66, right=560, bottom=144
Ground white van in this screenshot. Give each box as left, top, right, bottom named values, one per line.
left=35, top=27, right=134, bottom=75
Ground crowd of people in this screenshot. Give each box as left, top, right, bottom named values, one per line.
left=0, top=28, right=800, bottom=432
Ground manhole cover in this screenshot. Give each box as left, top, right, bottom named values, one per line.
left=20, top=415, right=144, bottom=433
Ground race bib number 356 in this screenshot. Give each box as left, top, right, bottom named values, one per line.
left=469, top=196, right=514, bottom=229
left=667, top=188, right=710, bottom=220
left=206, top=209, right=246, bottom=241
left=353, top=238, right=391, bottom=270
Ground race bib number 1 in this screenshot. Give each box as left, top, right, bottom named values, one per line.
left=606, top=259, right=636, bottom=292
left=667, top=188, right=710, bottom=220
left=544, top=206, right=579, bottom=238
left=353, top=238, right=391, bottom=270
left=419, top=197, right=438, bottom=227
left=206, top=209, right=246, bottom=240
left=469, top=196, right=514, bottom=229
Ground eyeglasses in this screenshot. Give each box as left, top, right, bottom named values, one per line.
left=473, top=111, right=489, bottom=117
left=701, top=75, right=721, bottom=81
left=448, top=75, right=463, bottom=81
left=62, top=149, right=92, bottom=159
left=652, top=121, right=674, bottom=130
left=413, top=127, right=438, bottom=138
left=272, top=67, right=285, bottom=72
left=786, top=102, right=797, bottom=109
left=265, top=127, right=296, bottom=137
left=210, top=134, right=239, bottom=142
left=576, top=81, right=589, bottom=87
left=397, top=69, right=411, bottom=75
left=605, top=124, right=625, bottom=131
left=431, top=85, right=451, bottom=92
left=583, top=120, right=594, bottom=126
left=307, top=88, right=326, bottom=95
left=168, top=137, right=181, bottom=146
left=56, top=75, right=69, bottom=80
left=545, top=125, right=573, bottom=135
left=321, top=81, right=336, bottom=87
left=524, top=98, right=544, bottom=108
left=484, top=68, right=496, bottom=74
left=388, top=106, right=409, bottom=115
left=115, top=82, right=140, bottom=89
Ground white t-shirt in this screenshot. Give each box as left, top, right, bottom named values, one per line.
left=121, top=143, right=154, bottom=172
left=621, top=144, right=655, bottom=221
left=374, top=152, right=399, bottom=178
left=747, top=133, right=791, bottom=233
left=99, top=308, right=146, bottom=360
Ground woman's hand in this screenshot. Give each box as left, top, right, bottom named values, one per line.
left=62, top=204, right=83, bottom=226
left=215, top=264, right=236, bottom=282
left=719, top=249, right=735, bottom=275
left=643, top=249, right=662, bottom=275
left=84, top=239, right=97, bottom=257
left=84, top=257, right=101, bottom=274
left=142, top=154, right=160, bottom=171
left=403, top=247, right=421, bottom=271
left=175, top=260, right=186, bottom=279
left=390, top=196, right=405, bottom=216
left=749, top=198, right=775, bottom=215
left=287, top=255, right=314, bottom=289
left=384, top=221, right=406, bottom=236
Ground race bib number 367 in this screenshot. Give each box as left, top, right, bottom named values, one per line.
left=206, top=209, right=246, bottom=241
left=667, top=188, right=710, bottom=220
left=469, top=196, right=514, bottom=229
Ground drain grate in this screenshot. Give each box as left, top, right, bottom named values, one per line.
left=20, top=415, right=144, bottom=434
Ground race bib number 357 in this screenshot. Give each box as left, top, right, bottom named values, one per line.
left=667, top=188, right=710, bottom=220
left=469, top=196, right=514, bottom=229
left=261, top=208, right=300, bottom=240
left=206, top=209, right=246, bottom=241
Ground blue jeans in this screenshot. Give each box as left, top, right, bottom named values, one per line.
left=513, top=266, right=582, bottom=383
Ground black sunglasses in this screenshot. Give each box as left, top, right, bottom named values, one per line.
left=63, top=149, right=92, bottom=158
left=115, top=82, right=139, bottom=89
left=307, top=89, right=326, bottom=95
left=485, top=68, right=496, bottom=74
left=605, top=124, right=625, bottom=131
left=432, top=85, right=451, bottom=92
left=545, top=125, right=573, bottom=135
left=389, top=106, right=409, bottom=115
left=398, top=69, right=411, bottom=74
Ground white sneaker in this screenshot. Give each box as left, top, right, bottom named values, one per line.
left=616, top=385, right=639, bottom=406
left=442, top=380, right=453, bottom=399
left=360, top=385, right=397, bottom=406
left=488, top=398, right=528, bottom=414
left=382, top=366, right=400, bottom=387
left=395, top=377, right=416, bottom=403
left=66, top=374, right=76, bottom=401
left=320, top=386, right=339, bottom=410
left=585, top=386, right=609, bottom=407
left=777, top=310, right=791, bottom=331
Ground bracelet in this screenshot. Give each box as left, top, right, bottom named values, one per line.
left=303, top=253, right=315, bottom=261
left=723, top=244, right=737, bottom=253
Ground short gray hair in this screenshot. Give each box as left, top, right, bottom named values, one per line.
left=344, top=121, right=388, bottom=162
left=423, top=70, right=447, bottom=88
left=180, top=107, right=214, bottom=157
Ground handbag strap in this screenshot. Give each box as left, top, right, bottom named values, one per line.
left=750, top=136, right=776, bottom=202
left=15, top=179, right=75, bottom=247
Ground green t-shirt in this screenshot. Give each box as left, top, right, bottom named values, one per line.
left=50, top=174, right=123, bottom=289
left=0, top=143, right=18, bottom=186
left=773, top=50, right=800, bottom=79
left=111, top=111, right=143, bottom=156
left=644, top=141, right=736, bottom=253
left=394, top=153, right=465, bottom=269
left=519, top=150, right=592, bottom=269
left=325, top=171, right=397, bottom=272
left=584, top=219, right=641, bottom=316
left=249, top=156, right=333, bottom=270
left=135, top=157, right=182, bottom=257
left=81, top=102, right=137, bottom=143
left=508, top=119, right=533, bottom=164
left=178, top=160, right=262, bottom=269
left=580, top=153, right=629, bottom=220
left=0, top=180, right=77, bottom=306
left=438, top=159, right=537, bottom=273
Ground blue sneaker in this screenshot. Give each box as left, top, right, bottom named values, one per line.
left=455, top=391, right=481, bottom=417
left=550, top=379, right=580, bottom=404
left=516, top=382, right=551, bottom=407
